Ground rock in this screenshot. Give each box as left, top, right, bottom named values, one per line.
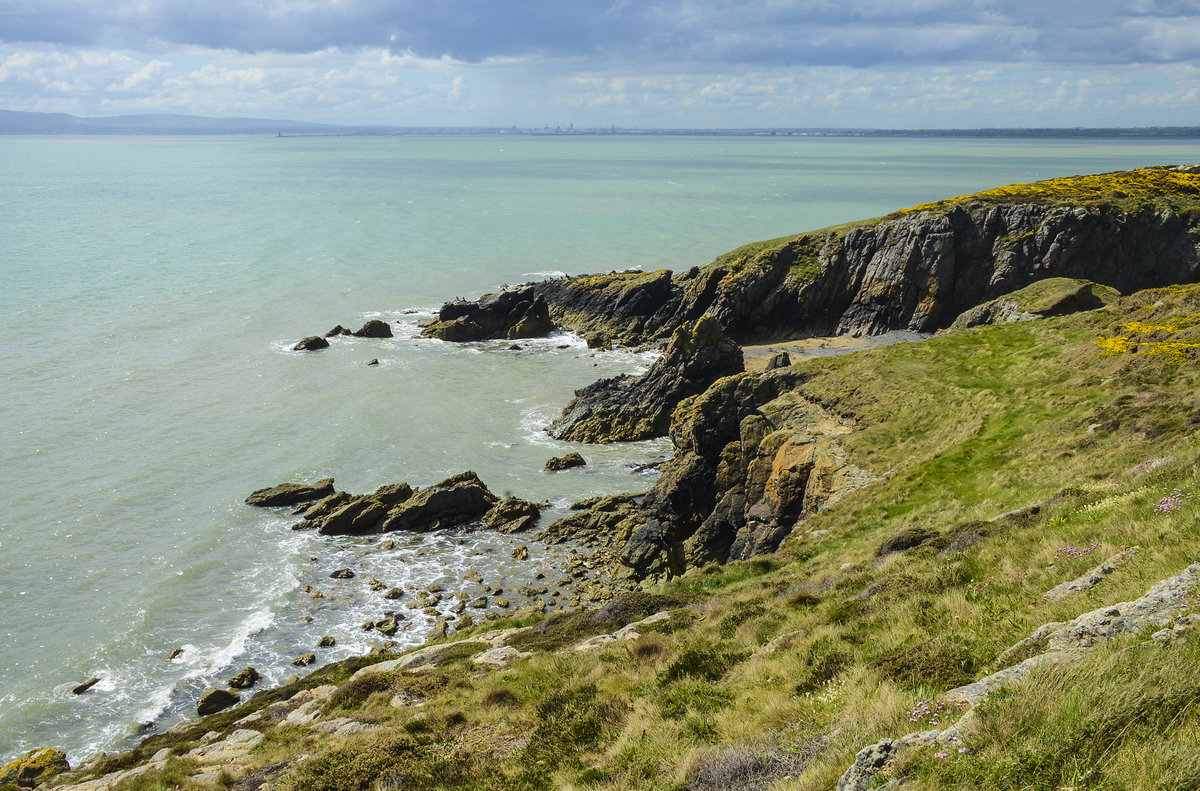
left=473, top=645, right=527, bottom=668
left=366, top=358, right=379, bottom=366
left=428, top=621, right=448, bottom=641
left=547, top=315, right=744, bottom=443
left=421, top=291, right=554, bottom=342
left=377, top=471, right=499, bottom=533
left=483, top=497, right=542, bottom=533
left=511, top=545, right=530, bottom=561
left=375, top=617, right=399, bottom=636
left=836, top=739, right=898, bottom=791
left=1042, top=547, right=1138, bottom=602
left=544, top=452, right=587, bottom=472
left=353, top=319, right=393, bottom=338
left=538, top=494, right=644, bottom=548
left=292, top=653, right=316, bottom=667
left=324, top=324, right=353, bottom=337
left=0, top=748, right=69, bottom=788
left=945, top=277, right=1121, bottom=331
left=330, top=568, right=355, bottom=579
left=72, top=676, right=100, bottom=695
left=383, top=587, right=405, bottom=600
left=764, top=351, right=792, bottom=370
left=292, top=335, right=330, bottom=351
left=227, top=667, right=262, bottom=690
left=317, top=635, right=337, bottom=648
left=196, top=688, right=240, bottom=716
left=245, top=477, right=336, bottom=507
left=167, top=647, right=184, bottom=661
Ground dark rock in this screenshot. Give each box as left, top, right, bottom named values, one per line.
left=543, top=452, right=586, bottom=472
left=71, top=677, right=100, bottom=695
left=422, top=291, right=554, bottom=342
left=330, top=568, right=355, bottom=579
left=375, top=617, right=399, bottom=636
left=383, top=587, right=405, bottom=599
left=377, top=471, right=498, bottom=533
left=245, top=478, right=335, bottom=507
left=547, top=315, right=743, bottom=443
left=353, top=319, right=393, bottom=338
left=511, top=545, right=530, bottom=561
left=538, top=494, right=644, bottom=548
left=0, top=748, right=70, bottom=788
left=196, top=687, right=240, bottom=716
left=167, top=647, right=184, bottom=661
left=291, top=653, right=316, bottom=667
left=317, top=636, right=336, bottom=648
left=764, top=351, right=792, bottom=370
left=366, top=358, right=379, bottom=366
left=324, top=325, right=353, bottom=337
left=227, top=667, right=262, bottom=690
left=292, top=335, right=330, bottom=351
left=298, top=483, right=415, bottom=536
left=483, top=497, right=542, bottom=533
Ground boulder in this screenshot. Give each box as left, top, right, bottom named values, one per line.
left=482, top=497, right=542, bottom=533
left=292, top=653, right=316, bottom=667
left=329, top=568, right=355, bottom=579
left=71, top=677, right=100, bottom=695
left=196, top=688, right=240, bottom=716
left=375, top=617, right=399, bottom=636
left=378, top=471, right=499, bottom=533
left=292, top=335, right=330, bottom=351
left=300, top=483, right=415, bottom=536
left=317, top=636, right=337, bottom=648
left=227, top=667, right=262, bottom=690
left=0, top=748, right=69, bottom=788
left=245, top=478, right=335, bottom=508
left=353, top=319, right=393, bottom=338
left=324, top=325, right=353, bottom=337
left=548, top=315, right=744, bottom=443
left=543, top=452, right=586, bottom=472
left=764, top=351, right=792, bottom=370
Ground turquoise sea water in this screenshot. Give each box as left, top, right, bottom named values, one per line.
left=2, top=135, right=1197, bottom=763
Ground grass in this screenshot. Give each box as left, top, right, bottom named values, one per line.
left=75, top=281, right=1200, bottom=791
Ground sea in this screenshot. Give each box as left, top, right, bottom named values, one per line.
left=2, top=134, right=1197, bottom=764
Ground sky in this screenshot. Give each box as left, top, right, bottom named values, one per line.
left=1, top=0, right=1199, bottom=128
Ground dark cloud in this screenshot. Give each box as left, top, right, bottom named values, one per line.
left=2, top=0, right=1199, bottom=68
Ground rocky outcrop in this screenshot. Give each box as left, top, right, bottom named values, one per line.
left=421, top=291, right=553, bottom=342
left=544, top=452, right=587, bottom=472
left=422, top=173, right=1200, bottom=349
left=548, top=315, right=744, bottom=443
left=945, top=277, right=1120, bottom=331
left=0, top=748, right=69, bottom=788
left=482, top=498, right=542, bottom=533
left=377, top=471, right=498, bottom=533
left=245, top=478, right=336, bottom=508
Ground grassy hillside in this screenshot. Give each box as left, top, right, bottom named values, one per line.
left=45, top=282, right=1200, bottom=791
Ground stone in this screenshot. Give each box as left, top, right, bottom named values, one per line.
left=377, top=471, right=499, bottom=533
left=330, top=568, right=355, bottom=579
left=483, top=497, right=542, bottom=533
left=548, top=315, right=744, bottom=443
left=317, top=635, right=337, bottom=648
left=291, top=653, right=316, bottom=667
left=0, top=748, right=69, bottom=789
left=292, top=335, right=330, bottom=351
left=227, top=667, right=262, bottom=690
left=366, top=358, right=379, bottom=366
left=167, top=647, right=184, bottom=661
left=353, top=319, right=393, bottom=338
left=72, top=676, right=100, bottom=695
left=421, top=291, right=554, bottom=342
left=764, top=351, right=792, bottom=370
left=375, top=617, right=399, bottom=636
left=324, top=324, right=352, bottom=337
left=473, top=645, right=527, bottom=668
left=245, top=477, right=336, bottom=508
left=196, top=688, right=240, bottom=716
left=544, top=452, right=587, bottom=472
left=511, top=545, right=530, bottom=561
left=383, top=587, right=405, bottom=600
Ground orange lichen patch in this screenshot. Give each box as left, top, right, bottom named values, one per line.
left=899, top=166, right=1200, bottom=216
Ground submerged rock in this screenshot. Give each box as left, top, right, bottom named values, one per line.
left=71, top=677, right=100, bottom=695
left=548, top=315, right=743, bottom=443
left=245, top=478, right=335, bottom=508
left=227, top=667, right=262, bottom=690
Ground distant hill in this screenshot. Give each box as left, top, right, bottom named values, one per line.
left=0, top=110, right=345, bottom=135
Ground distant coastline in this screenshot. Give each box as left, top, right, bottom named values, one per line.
left=3, top=109, right=1199, bottom=138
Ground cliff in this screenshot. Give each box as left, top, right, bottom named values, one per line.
left=422, top=166, right=1200, bottom=347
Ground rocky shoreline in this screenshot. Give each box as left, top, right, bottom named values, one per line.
left=11, top=166, right=1200, bottom=788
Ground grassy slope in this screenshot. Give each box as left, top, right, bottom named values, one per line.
left=90, top=283, right=1200, bottom=791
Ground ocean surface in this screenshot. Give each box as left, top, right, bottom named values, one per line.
left=2, top=134, right=1197, bottom=763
